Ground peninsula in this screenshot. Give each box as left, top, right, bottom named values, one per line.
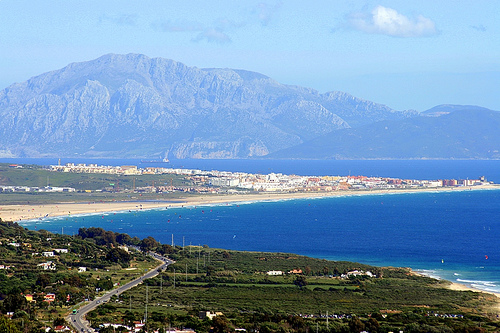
left=0, top=162, right=497, bottom=222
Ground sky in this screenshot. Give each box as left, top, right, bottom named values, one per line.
left=0, top=0, right=499, bottom=111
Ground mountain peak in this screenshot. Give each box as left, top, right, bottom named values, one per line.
left=0, top=54, right=439, bottom=159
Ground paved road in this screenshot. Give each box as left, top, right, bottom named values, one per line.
left=68, top=251, right=174, bottom=332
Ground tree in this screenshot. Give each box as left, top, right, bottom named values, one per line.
left=0, top=315, right=21, bottom=333
left=106, top=248, right=131, bottom=265
left=287, top=315, right=305, bottom=330
left=206, top=265, right=216, bottom=277
left=116, top=233, right=132, bottom=245
left=97, top=276, right=113, bottom=291
left=365, top=318, right=380, bottom=333
left=293, top=275, right=307, bottom=288
left=36, top=273, right=52, bottom=288
left=54, top=316, right=67, bottom=327
left=348, top=317, right=365, bottom=333
left=212, top=315, right=231, bottom=333
left=64, top=275, right=85, bottom=288
left=2, top=293, right=27, bottom=312
left=158, top=244, right=174, bottom=255
left=140, top=236, right=158, bottom=251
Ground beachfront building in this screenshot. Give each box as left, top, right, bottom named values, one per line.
left=209, top=177, right=240, bottom=187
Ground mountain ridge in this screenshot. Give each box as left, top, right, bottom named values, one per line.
left=270, top=108, right=500, bottom=160
left=0, top=53, right=418, bottom=159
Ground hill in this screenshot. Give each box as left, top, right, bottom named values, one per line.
left=1, top=55, right=497, bottom=160
left=0, top=54, right=415, bottom=159
left=1, top=221, right=499, bottom=332
left=270, top=106, right=500, bottom=159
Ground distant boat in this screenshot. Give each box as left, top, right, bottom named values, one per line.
left=140, top=158, right=169, bottom=163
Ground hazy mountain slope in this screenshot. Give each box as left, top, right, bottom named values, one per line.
left=421, top=104, right=493, bottom=117
left=318, top=91, right=417, bottom=127
left=0, top=53, right=414, bottom=159
left=270, top=109, right=500, bottom=159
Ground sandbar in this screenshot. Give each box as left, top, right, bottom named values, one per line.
left=1, top=184, right=498, bottom=223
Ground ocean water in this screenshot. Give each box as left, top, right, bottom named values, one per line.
left=20, top=187, right=500, bottom=294
left=6, top=158, right=500, bottom=292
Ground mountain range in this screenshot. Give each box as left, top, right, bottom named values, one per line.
left=0, top=53, right=498, bottom=159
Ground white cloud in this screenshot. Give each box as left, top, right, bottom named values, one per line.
left=254, top=1, right=283, bottom=26
left=152, top=17, right=242, bottom=44
left=192, top=28, right=232, bottom=44
left=348, top=6, right=437, bottom=37
left=151, top=3, right=280, bottom=44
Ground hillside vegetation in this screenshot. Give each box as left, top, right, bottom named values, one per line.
left=0, top=221, right=499, bottom=333
left=0, top=163, right=195, bottom=205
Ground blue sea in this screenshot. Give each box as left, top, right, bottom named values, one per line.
left=9, top=158, right=500, bottom=294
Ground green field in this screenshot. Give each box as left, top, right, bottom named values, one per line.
left=88, top=248, right=500, bottom=333
left=0, top=163, right=202, bottom=204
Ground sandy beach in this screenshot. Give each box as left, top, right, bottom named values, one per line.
left=448, top=281, right=500, bottom=315
left=411, top=265, right=500, bottom=316
left=1, top=184, right=498, bottom=223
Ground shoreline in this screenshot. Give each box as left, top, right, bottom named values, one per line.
left=413, top=269, right=500, bottom=296
left=1, top=185, right=499, bottom=223
left=3, top=185, right=500, bottom=313
left=423, top=273, right=500, bottom=312
left=407, top=268, right=500, bottom=315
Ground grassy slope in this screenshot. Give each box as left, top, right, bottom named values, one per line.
left=0, top=163, right=196, bottom=204
left=90, top=248, right=500, bottom=332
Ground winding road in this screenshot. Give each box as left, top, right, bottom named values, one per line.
left=68, top=251, right=174, bottom=332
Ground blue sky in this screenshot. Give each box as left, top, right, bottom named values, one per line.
left=0, top=0, right=498, bottom=111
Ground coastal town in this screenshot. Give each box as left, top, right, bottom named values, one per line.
left=1, top=162, right=495, bottom=223
left=38, top=162, right=492, bottom=194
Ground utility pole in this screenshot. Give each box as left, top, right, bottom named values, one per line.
left=144, top=285, right=148, bottom=323
left=185, top=263, right=188, bottom=282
